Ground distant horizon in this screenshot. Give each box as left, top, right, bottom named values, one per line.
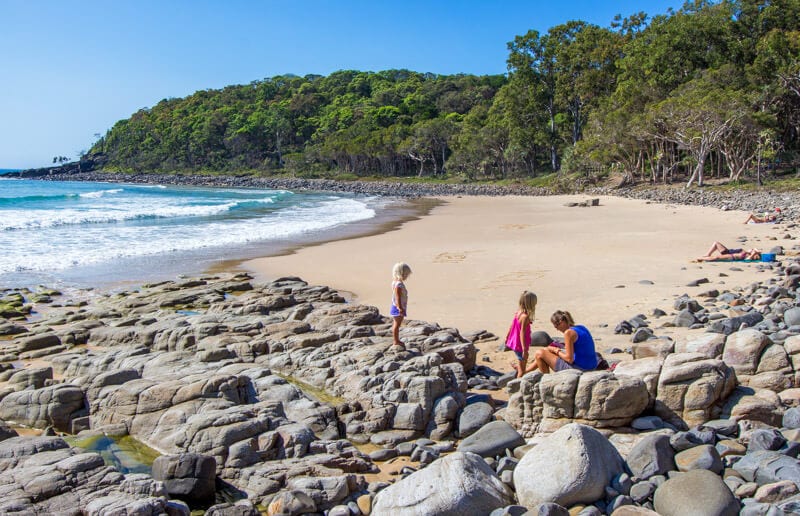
left=2, top=0, right=684, bottom=169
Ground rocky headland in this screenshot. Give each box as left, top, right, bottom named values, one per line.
left=2, top=227, right=800, bottom=515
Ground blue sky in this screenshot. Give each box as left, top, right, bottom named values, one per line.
left=1, top=0, right=683, bottom=169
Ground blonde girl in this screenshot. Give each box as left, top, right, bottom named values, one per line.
left=505, top=290, right=537, bottom=377
left=390, top=262, right=412, bottom=348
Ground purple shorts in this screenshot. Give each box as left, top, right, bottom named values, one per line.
left=390, top=304, right=405, bottom=317
left=554, top=358, right=575, bottom=372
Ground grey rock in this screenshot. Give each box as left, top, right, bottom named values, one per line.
left=653, top=468, right=739, bottom=516
left=702, top=419, right=739, bottom=437
left=0, top=420, right=18, bottom=442
left=674, top=444, right=724, bottom=474
left=631, top=416, right=666, bottom=431
left=531, top=502, right=569, bottom=515
left=457, top=420, right=525, bottom=458
left=0, top=383, right=86, bottom=432
left=734, top=450, right=800, bottom=486
left=626, top=433, right=675, bottom=479
left=710, top=312, right=765, bottom=335
left=784, top=407, right=800, bottom=429
left=748, top=429, right=788, bottom=453
left=630, top=480, right=657, bottom=503
left=456, top=401, right=494, bottom=438
left=265, top=490, right=316, bottom=515
left=369, top=448, right=397, bottom=461
left=785, top=308, right=800, bottom=327
left=514, top=423, right=625, bottom=508
left=372, top=451, right=514, bottom=515
left=17, top=332, right=60, bottom=353
left=531, top=331, right=552, bottom=346
left=489, top=505, right=527, bottom=516
left=673, top=309, right=698, bottom=327
left=151, top=453, right=216, bottom=504
left=632, top=328, right=654, bottom=344
left=607, top=495, right=634, bottom=513
left=612, top=472, right=633, bottom=495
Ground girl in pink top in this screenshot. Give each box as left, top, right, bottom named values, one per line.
left=505, top=291, right=537, bottom=377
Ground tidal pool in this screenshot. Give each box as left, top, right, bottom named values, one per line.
left=65, top=434, right=161, bottom=475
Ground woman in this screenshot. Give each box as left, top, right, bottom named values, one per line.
left=744, top=208, right=781, bottom=224
left=696, top=241, right=761, bottom=262
left=527, top=310, right=598, bottom=373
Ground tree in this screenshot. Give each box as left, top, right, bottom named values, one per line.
left=650, top=71, right=747, bottom=187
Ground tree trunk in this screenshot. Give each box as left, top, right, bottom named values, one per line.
left=686, top=152, right=707, bottom=188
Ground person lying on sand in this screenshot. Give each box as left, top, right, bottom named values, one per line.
left=696, top=241, right=761, bottom=262
left=744, top=208, right=781, bottom=224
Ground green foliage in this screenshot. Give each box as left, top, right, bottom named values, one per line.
left=89, top=0, right=800, bottom=187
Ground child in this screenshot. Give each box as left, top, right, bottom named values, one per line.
left=505, top=290, right=537, bottom=377
left=390, top=262, right=412, bottom=349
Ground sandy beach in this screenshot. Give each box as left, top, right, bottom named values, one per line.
left=244, top=194, right=790, bottom=359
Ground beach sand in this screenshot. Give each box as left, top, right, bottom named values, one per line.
left=244, top=194, right=790, bottom=371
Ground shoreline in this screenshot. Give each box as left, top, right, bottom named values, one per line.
left=207, top=197, right=443, bottom=279
left=14, top=170, right=800, bottom=220
left=0, top=177, right=439, bottom=294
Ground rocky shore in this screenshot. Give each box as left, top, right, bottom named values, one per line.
left=12, top=169, right=800, bottom=221
left=3, top=170, right=800, bottom=514
left=2, top=224, right=800, bottom=514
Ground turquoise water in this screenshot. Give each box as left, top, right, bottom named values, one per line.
left=0, top=178, right=394, bottom=289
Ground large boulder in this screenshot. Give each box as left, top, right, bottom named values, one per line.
left=151, top=453, right=216, bottom=504
left=652, top=468, right=739, bottom=516
left=0, top=384, right=86, bottom=432
left=654, top=353, right=736, bottom=429
left=721, top=329, right=771, bottom=377
left=613, top=357, right=663, bottom=400
left=720, top=387, right=783, bottom=427
left=371, top=451, right=514, bottom=515
left=505, top=370, right=649, bottom=436
left=514, top=423, right=625, bottom=507
left=675, top=333, right=726, bottom=359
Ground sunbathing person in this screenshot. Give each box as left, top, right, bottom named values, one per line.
left=744, top=208, right=781, bottom=224
left=696, top=241, right=761, bottom=262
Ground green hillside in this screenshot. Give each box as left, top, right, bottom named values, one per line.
left=91, top=0, right=800, bottom=187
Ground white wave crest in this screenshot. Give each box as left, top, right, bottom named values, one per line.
left=79, top=188, right=124, bottom=199
left=0, top=197, right=376, bottom=274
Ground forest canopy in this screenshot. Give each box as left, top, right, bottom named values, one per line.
left=90, top=0, right=800, bottom=186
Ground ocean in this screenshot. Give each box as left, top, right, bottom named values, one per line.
left=0, top=178, right=404, bottom=290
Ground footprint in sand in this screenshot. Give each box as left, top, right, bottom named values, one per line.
left=434, top=250, right=483, bottom=263
left=499, top=224, right=532, bottom=230
left=484, top=270, right=550, bottom=289
left=434, top=252, right=467, bottom=263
